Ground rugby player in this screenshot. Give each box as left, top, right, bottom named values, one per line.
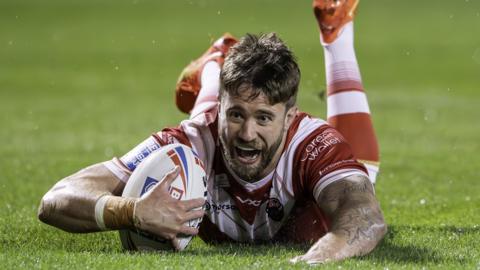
left=38, top=0, right=386, bottom=264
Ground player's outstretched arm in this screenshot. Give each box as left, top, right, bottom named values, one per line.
left=38, top=163, right=126, bottom=232
left=291, top=174, right=387, bottom=264
left=38, top=164, right=205, bottom=242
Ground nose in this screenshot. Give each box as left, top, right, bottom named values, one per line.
left=238, top=119, right=257, bottom=142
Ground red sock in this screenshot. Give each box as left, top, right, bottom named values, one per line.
left=323, top=23, right=380, bottom=183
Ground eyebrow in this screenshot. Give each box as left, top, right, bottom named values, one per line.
left=255, top=109, right=275, bottom=117
left=226, top=105, right=276, bottom=117
left=227, top=105, right=245, bottom=113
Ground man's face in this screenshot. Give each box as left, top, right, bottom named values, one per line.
left=218, top=89, right=296, bottom=182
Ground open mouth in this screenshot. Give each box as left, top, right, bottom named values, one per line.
left=234, top=145, right=261, bottom=164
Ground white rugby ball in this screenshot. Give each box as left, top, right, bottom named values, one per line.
left=119, top=143, right=207, bottom=251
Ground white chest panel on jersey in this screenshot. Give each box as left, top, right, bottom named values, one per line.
left=205, top=171, right=295, bottom=242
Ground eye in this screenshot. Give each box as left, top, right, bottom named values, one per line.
left=227, top=111, right=244, bottom=122
left=257, top=114, right=272, bottom=125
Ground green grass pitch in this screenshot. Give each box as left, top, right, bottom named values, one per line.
left=1, top=0, right=479, bottom=269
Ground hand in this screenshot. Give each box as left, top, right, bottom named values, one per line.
left=132, top=166, right=205, bottom=249
left=290, top=233, right=346, bottom=265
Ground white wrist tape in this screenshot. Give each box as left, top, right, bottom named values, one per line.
left=94, top=194, right=110, bottom=231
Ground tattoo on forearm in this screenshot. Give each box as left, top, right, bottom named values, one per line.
left=335, top=206, right=383, bottom=245
left=318, top=175, right=386, bottom=248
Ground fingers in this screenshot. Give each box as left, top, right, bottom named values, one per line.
left=182, top=209, right=205, bottom=223
left=290, top=254, right=325, bottom=265
left=181, top=198, right=206, bottom=210
left=177, top=224, right=199, bottom=236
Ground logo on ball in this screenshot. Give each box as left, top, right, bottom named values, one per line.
left=169, top=187, right=184, bottom=200
left=141, top=177, right=159, bottom=195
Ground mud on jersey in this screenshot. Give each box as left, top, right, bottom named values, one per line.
left=104, top=107, right=368, bottom=243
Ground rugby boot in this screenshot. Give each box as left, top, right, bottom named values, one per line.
left=313, top=0, right=359, bottom=44
left=175, top=33, right=238, bottom=114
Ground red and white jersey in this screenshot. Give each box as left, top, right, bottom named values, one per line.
left=104, top=107, right=368, bottom=243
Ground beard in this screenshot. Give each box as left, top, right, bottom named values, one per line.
left=219, top=131, right=284, bottom=182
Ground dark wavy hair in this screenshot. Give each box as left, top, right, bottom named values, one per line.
left=219, top=33, right=300, bottom=109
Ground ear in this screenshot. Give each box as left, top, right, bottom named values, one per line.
left=284, top=106, right=298, bottom=130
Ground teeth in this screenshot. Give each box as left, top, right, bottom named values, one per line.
left=243, top=154, right=258, bottom=161
left=240, top=152, right=259, bottom=160
left=235, top=146, right=260, bottom=162
left=236, top=145, right=257, bottom=151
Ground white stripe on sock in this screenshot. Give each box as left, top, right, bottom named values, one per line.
left=327, top=91, right=370, bottom=117
left=326, top=62, right=362, bottom=86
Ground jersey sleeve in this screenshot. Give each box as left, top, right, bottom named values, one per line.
left=103, top=127, right=192, bottom=182
left=291, top=125, right=368, bottom=200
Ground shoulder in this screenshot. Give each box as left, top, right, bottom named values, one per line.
left=285, top=112, right=327, bottom=146
left=285, top=111, right=361, bottom=168
left=282, top=112, right=368, bottom=199
left=283, top=112, right=331, bottom=158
